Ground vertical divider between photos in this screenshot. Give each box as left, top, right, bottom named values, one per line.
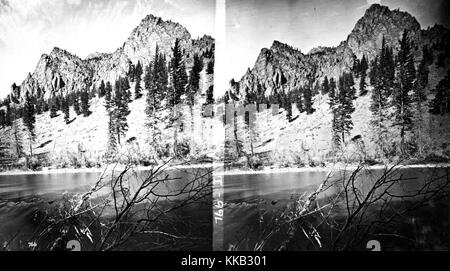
left=212, top=0, right=227, bottom=251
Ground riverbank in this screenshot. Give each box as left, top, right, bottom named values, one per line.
left=0, top=162, right=214, bottom=176
left=221, top=162, right=450, bottom=175
left=1, top=161, right=449, bottom=176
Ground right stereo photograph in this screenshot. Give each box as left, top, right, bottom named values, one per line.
left=219, top=0, right=450, bottom=251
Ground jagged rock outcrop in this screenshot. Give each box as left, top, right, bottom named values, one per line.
left=346, top=4, right=421, bottom=60
left=233, top=4, right=449, bottom=99
left=19, top=48, right=93, bottom=100
left=15, top=14, right=214, bottom=101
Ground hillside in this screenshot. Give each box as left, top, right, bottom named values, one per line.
left=232, top=63, right=450, bottom=168
left=0, top=13, right=216, bottom=170
left=1, top=4, right=450, bottom=172
left=223, top=4, right=450, bottom=168
left=11, top=14, right=214, bottom=102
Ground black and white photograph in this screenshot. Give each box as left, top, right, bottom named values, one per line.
left=0, top=0, right=215, bottom=251
left=220, top=0, right=450, bottom=251
left=0, top=0, right=450, bottom=254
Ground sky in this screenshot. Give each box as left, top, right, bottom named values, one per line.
left=221, top=0, right=450, bottom=96
left=0, top=0, right=215, bottom=99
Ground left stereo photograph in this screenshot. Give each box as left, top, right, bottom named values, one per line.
left=0, top=0, right=216, bottom=251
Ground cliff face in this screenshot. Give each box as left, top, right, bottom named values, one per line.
left=233, top=4, right=449, bottom=98
left=16, top=14, right=214, bottom=101
left=346, top=4, right=421, bottom=60
left=19, top=48, right=93, bottom=100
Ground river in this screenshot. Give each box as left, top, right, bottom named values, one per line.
left=0, top=167, right=213, bottom=251
left=1, top=165, right=449, bottom=251
left=222, top=166, right=450, bottom=251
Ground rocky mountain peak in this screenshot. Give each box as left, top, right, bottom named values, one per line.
left=365, top=3, right=391, bottom=15
left=123, top=13, right=192, bottom=65
left=307, top=46, right=335, bottom=56
left=50, top=47, right=68, bottom=56
left=346, top=4, right=421, bottom=59
left=270, top=40, right=301, bottom=55
left=13, top=13, right=214, bottom=102
left=233, top=4, right=444, bottom=101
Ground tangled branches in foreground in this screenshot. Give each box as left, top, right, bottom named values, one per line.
left=232, top=163, right=450, bottom=251
left=17, top=160, right=213, bottom=251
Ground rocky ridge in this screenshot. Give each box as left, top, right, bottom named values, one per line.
left=233, top=4, right=449, bottom=98
left=15, top=14, right=214, bottom=101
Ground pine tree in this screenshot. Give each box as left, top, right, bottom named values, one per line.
left=331, top=109, right=341, bottom=149
left=114, top=79, right=130, bottom=145
left=430, top=70, right=450, bottom=115
left=412, top=55, right=429, bottom=156
left=106, top=112, right=117, bottom=157
left=285, top=93, right=293, bottom=121
left=0, top=138, right=14, bottom=168
left=73, top=93, right=81, bottom=115
left=120, top=77, right=132, bottom=103
left=413, top=55, right=429, bottom=111
left=103, top=80, right=117, bottom=155
left=5, top=103, right=12, bottom=126
left=144, top=62, right=152, bottom=92
left=158, top=54, right=168, bottom=101
left=146, top=46, right=168, bottom=116
left=382, top=43, right=396, bottom=98
left=416, top=53, right=429, bottom=92
left=55, top=96, right=62, bottom=111
left=63, top=96, right=70, bottom=124
left=135, top=61, right=144, bottom=80
left=104, top=82, right=113, bottom=111
left=23, top=92, right=36, bottom=156
left=322, top=76, right=330, bottom=95
left=134, top=77, right=143, bottom=99
left=328, top=77, right=341, bottom=149
left=328, top=78, right=337, bottom=107
left=360, top=54, right=368, bottom=77
left=353, top=58, right=361, bottom=75
left=35, top=96, right=44, bottom=115
left=303, top=84, right=315, bottom=114
left=35, top=86, right=43, bottom=115
left=294, top=88, right=303, bottom=113
left=186, top=53, right=203, bottom=107
left=127, top=61, right=135, bottom=81
left=206, top=61, right=214, bottom=75
left=393, top=30, right=415, bottom=154
left=135, top=61, right=143, bottom=81
left=11, top=104, right=23, bottom=158
left=99, top=80, right=106, bottom=98
left=370, top=37, right=395, bottom=153
left=42, top=99, right=49, bottom=112
left=334, top=73, right=355, bottom=144
left=50, top=96, right=59, bottom=118
left=369, top=57, right=379, bottom=86
left=80, top=90, right=91, bottom=117
left=145, top=60, right=157, bottom=117
left=359, top=71, right=368, bottom=96
left=346, top=72, right=357, bottom=100
left=170, top=38, right=188, bottom=107
left=0, top=109, right=5, bottom=129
